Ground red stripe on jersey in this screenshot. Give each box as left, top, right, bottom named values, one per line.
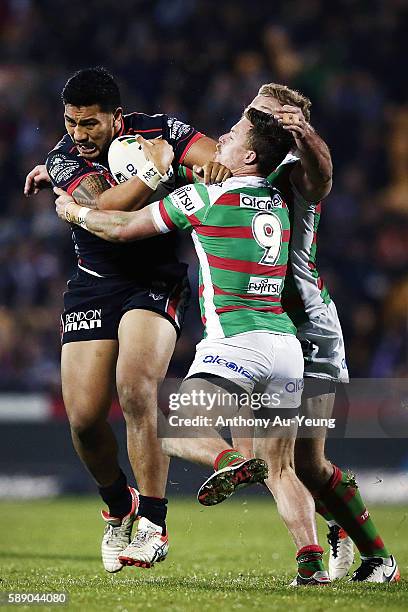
left=315, top=202, right=322, bottom=213
left=195, top=226, right=253, bottom=238
left=216, top=305, right=284, bottom=314
left=213, top=284, right=281, bottom=303
left=216, top=193, right=239, bottom=206
left=178, top=132, right=204, bottom=164
left=198, top=284, right=204, bottom=297
left=131, top=128, right=163, bottom=134
left=158, top=200, right=177, bottom=230
left=184, top=167, right=194, bottom=181
left=207, top=253, right=286, bottom=277
left=66, top=171, right=101, bottom=195
left=188, top=213, right=201, bottom=226
left=195, top=225, right=290, bottom=241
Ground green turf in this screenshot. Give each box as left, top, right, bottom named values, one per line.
left=0, top=496, right=406, bottom=611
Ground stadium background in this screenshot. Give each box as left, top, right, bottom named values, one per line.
left=0, top=0, right=407, bottom=500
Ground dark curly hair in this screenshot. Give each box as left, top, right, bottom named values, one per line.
left=62, top=67, right=121, bottom=112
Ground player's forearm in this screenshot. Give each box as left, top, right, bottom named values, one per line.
left=71, top=174, right=153, bottom=212
left=96, top=177, right=154, bottom=211
left=294, top=129, right=333, bottom=199
left=64, top=202, right=133, bottom=242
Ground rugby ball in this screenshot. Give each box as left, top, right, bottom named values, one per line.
left=108, top=135, right=174, bottom=198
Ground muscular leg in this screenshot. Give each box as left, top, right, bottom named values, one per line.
left=161, top=377, right=235, bottom=465
left=116, top=310, right=176, bottom=498
left=61, top=340, right=119, bottom=487
left=296, top=382, right=390, bottom=561
left=255, top=434, right=319, bottom=550
left=294, top=387, right=335, bottom=491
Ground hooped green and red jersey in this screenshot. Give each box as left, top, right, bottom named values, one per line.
left=267, top=154, right=331, bottom=326
left=151, top=176, right=296, bottom=339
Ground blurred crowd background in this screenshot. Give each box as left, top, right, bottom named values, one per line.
left=0, top=0, right=407, bottom=392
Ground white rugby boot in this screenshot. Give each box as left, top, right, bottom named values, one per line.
left=101, top=486, right=139, bottom=573
left=119, top=517, right=169, bottom=568
left=350, top=555, right=400, bottom=583
left=290, top=570, right=331, bottom=586
left=327, top=524, right=355, bottom=579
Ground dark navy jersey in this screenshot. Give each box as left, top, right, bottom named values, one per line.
left=46, top=112, right=203, bottom=282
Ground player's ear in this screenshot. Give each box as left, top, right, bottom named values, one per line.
left=113, top=107, right=123, bottom=130
left=244, top=149, right=257, bottom=165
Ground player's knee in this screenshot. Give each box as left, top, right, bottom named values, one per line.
left=294, top=446, right=330, bottom=489
left=68, top=411, right=104, bottom=444
left=117, top=376, right=158, bottom=419
left=262, top=440, right=295, bottom=481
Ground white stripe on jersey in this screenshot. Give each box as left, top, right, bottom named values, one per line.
left=205, top=176, right=270, bottom=206
left=150, top=201, right=171, bottom=233
left=191, top=230, right=224, bottom=340
left=78, top=263, right=106, bottom=278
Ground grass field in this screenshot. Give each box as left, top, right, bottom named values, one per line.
left=0, top=496, right=406, bottom=611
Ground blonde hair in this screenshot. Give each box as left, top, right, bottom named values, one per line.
left=258, top=83, right=311, bottom=122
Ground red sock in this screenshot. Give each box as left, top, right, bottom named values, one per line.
left=214, top=449, right=246, bottom=471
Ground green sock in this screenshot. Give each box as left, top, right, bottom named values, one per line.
left=297, top=545, right=325, bottom=578
left=315, top=498, right=335, bottom=523
left=214, top=449, right=246, bottom=471
left=316, top=465, right=389, bottom=558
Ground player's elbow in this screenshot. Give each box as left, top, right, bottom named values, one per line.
left=317, top=176, right=332, bottom=199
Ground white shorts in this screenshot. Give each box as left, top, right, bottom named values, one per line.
left=297, top=301, right=349, bottom=382
left=185, top=331, right=304, bottom=410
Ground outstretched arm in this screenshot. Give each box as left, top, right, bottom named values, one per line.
left=274, top=105, right=332, bottom=201
left=54, top=188, right=161, bottom=242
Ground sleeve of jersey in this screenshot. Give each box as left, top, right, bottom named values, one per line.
left=165, top=116, right=203, bottom=165
left=46, top=150, right=102, bottom=195
left=176, top=165, right=201, bottom=187
left=151, top=184, right=210, bottom=233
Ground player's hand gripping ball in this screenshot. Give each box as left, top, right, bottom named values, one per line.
left=108, top=135, right=174, bottom=198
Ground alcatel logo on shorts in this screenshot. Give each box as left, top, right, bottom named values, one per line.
left=63, top=309, right=102, bottom=333
left=202, top=355, right=255, bottom=380
left=285, top=379, right=304, bottom=393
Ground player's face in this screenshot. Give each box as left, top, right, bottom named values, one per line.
left=215, top=117, right=254, bottom=171
left=247, top=94, right=283, bottom=115
left=64, top=104, right=122, bottom=159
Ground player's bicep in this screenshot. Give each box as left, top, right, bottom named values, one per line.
left=72, top=174, right=111, bottom=209
left=290, top=162, right=332, bottom=202
left=182, top=136, right=217, bottom=169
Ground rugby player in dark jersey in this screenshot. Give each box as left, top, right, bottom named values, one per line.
left=24, top=67, right=229, bottom=571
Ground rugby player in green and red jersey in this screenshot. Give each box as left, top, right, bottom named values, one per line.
left=55, top=108, right=331, bottom=585
left=244, top=84, right=398, bottom=583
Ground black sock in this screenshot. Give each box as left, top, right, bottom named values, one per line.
left=138, top=495, right=168, bottom=534
left=98, top=470, right=132, bottom=519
